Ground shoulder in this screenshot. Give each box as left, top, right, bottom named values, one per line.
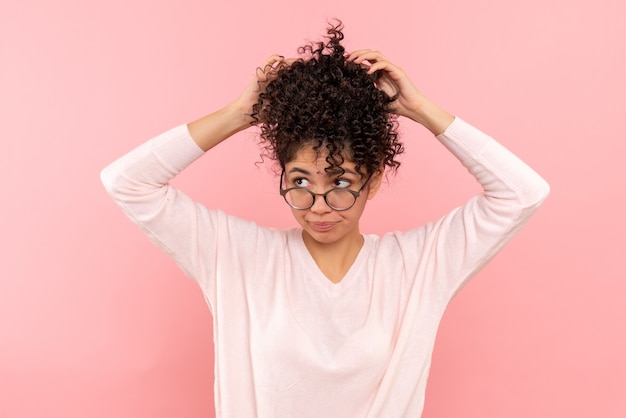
left=363, top=227, right=429, bottom=259
left=215, top=210, right=293, bottom=245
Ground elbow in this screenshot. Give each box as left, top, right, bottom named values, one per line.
left=534, top=177, right=551, bottom=205
left=100, top=165, right=116, bottom=196
left=99, top=163, right=126, bottom=202
left=521, top=176, right=551, bottom=212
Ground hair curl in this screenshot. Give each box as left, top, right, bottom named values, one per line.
left=251, top=21, right=403, bottom=177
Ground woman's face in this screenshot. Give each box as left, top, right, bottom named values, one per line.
left=282, top=145, right=382, bottom=248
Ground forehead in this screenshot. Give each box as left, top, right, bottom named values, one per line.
left=285, top=145, right=357, bottom=175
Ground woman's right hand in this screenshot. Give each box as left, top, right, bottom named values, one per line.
left=232, top=54, right=288, bottom=127
left=188, top=55, right=288, bottom=151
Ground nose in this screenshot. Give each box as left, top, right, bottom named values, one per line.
left=309, top=193, right=333, bottom=214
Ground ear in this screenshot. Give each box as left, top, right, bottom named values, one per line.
left=366, top=168, right=385, bottom=200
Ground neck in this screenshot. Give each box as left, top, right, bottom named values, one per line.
left=302, top=230, right=364, bottom=283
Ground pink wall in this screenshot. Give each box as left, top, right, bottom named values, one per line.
left=1, top=0, right=624, bottom=417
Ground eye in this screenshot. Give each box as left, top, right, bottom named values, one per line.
left=333, top=178, right=351, bottom=188
left=294, top=178, right=310, bottom=188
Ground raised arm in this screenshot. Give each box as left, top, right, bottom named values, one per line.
left=350, top=50, right=549, bottom=296
left=348, top=49, right=454, bottom=135
left=349, top=49, right=549, bottom=209
left=99, top=55, right=288, bottom=295
left=188, top=54, right=286, bottom=151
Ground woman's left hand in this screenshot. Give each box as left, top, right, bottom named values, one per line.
left=348, top=50, right=454, bottom=135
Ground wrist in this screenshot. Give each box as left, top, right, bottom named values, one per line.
left=187, top=102, right=253, bottom=152
left=405, top=97, right=454, bottom=136
left=224, top=100, right=254, bottom=133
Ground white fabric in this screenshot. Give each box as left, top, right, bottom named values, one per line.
left=101, top=117, right=549, bottom=417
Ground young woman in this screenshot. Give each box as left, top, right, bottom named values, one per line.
left=101, top=23, right=549, bottom=418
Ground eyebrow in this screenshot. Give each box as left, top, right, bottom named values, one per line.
left=287, top=167, right=359, bottom=176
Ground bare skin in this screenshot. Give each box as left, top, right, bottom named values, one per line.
left=283, top=147, right=383, bottom=282
left=187, top=50, right=454, bottom=283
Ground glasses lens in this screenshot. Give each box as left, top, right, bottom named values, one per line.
left=285, top=189, right=314, bottom=209
left=326, top=190, right=356, bottom=210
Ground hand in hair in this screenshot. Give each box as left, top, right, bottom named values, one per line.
left=349, top=50, right=454, bottom=135
left=235, top=54, right=299, bottom=126
left=187, top=55, right=288, bottom=151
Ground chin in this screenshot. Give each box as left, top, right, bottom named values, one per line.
left=304, top=224, right=358, bottom=247
left=305, top=229, right=339, bottom=244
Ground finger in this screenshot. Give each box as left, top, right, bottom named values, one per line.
left=348, top=49, right=387, bottom=64
left=260, top=55, right=301, bottom=73
left=348, top=49, right=372, bottom=60
left=366, top=60, right=405, bottom=80
left=265, top=54, right=284, bottom=66
left=283, top=57, right=301, bottom=65
left=367, top=60, right=391, bottom=73
left=264, top=55, right=285, bottom=71
left=256, top=54, right=286, bottom=81
left=348, top=49, right=378, bottom=60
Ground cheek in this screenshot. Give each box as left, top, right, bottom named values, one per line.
left=336, top=202, right=367, bottom=224
left=351, top=195, right=369, bottom=213
left=290, top=208, right=306, bottom=222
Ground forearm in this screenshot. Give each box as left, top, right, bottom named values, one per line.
left=101, top=124, right=204, bottom=203
left=436, top=118, right=550, bottom=208
left=404, top=95, right=455, bottom=136
left=424, top=118, right=549, bottom=297
left=187, top=101, right=252, bottom=152
left=102, top=98, right=253, bottom=199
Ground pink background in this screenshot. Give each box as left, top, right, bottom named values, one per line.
left=1, top=0, right=625, bottom=417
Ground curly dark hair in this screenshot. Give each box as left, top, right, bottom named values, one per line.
left=251, top=21, right=403, bottom=177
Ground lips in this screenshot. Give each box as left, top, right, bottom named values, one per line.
left=309, top=222, right=336, bottom=232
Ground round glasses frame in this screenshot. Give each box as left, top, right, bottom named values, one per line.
left=279, top=171, right=372, bottom=211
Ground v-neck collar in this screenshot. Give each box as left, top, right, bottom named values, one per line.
left=290, top=228, right=370, bottom=295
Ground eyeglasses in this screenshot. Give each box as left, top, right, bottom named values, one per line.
left=279, top=171, right=372, bottom=211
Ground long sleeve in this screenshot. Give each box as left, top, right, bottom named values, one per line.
left=365, top=118, right=550, bottom=417
left=100, top=125, right=218, bottom=299
left=100, top=118, right=550, bottom=418
left=427, top=117, right=550, bottom=298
